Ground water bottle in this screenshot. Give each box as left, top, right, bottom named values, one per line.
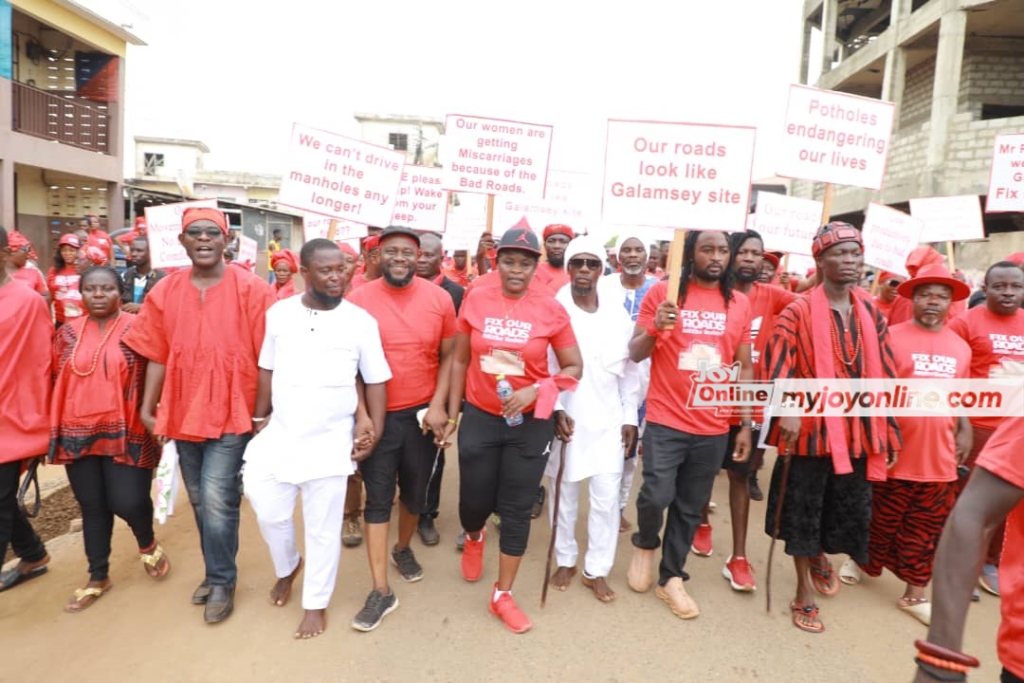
left=496, top=374, right=523, bottom=427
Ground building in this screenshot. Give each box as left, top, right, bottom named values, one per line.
left=792, top=0, right=1024, bottom=270
left=354, top=112, right=444, bottom=166
left=0, top=0, right=143, bottom=265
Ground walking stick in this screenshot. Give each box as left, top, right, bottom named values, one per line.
left=541, top=438, right=567, bottom=608
left=766, top=445, right=793, bottom=614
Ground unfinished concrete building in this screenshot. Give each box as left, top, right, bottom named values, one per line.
left=791, top=0, right=1024, bottom=271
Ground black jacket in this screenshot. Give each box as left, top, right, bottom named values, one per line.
left=121, top=266, right=167, bottom=305
left=438, top=276, right=465, bottom=315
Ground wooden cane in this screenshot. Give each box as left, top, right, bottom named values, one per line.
left=766, top=446, right=793, bottom=614
left=542, top=438, right=568, bottom=608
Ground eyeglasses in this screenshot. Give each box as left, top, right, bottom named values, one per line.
left=184, top=226, right=224, bottom=238
left=567, top=258, right=602, bottom=270
left=886, top=279, right=902, bottom=288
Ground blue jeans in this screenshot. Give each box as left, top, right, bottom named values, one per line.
left=176, top=434, right=248, bottom=586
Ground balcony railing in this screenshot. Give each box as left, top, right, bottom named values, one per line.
left=11, top=81, right=112, bottom=154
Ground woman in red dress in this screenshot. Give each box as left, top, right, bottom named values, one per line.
left=49, top=265, right=169, bottom=612
left=46, top=233, right=84, bottom=328
left=271, top=249, right=300, bottom=300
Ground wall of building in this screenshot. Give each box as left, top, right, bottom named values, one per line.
left=959, top=52, right=1024, bottom=118
left=135, top=141, right=204, bottom=179
left=11, top=0, right=126, bottom=57
left=358, top=120, right=442, bottom=166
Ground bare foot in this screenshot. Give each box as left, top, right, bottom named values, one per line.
left=619, top=515, right=632, bottom=533
left=294, top=609, right=327, bottom=639
left=582, top=574, right=616, bottom=602
left=270, top=557, right=303, bottom=607
left=550, top=566, right=576, bottom=591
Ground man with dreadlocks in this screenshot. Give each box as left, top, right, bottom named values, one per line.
left=762, top=221, right=901, bottom=635
left=625, top=230, right=754, bottom=619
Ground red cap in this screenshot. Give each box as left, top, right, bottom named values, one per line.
left=362, top=235, right=380, bottom=252
left=762, top=253, right=780, bottom=268
left=543, top=223, right=574, bottom=241
left=134, top=216, right=148, bottom=232
left=1005, top=252, right=1024, bottom=267
left=58, top=233, right=81, bottom=248
left=181, top=207, right=228, bottom=234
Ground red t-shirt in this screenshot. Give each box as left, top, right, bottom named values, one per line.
left=975, top=416, right=1024, bottom=679
left=457, top=286, right=576, bottom=416
left=947, top=306, right=1024, bottom=430
left=13, top=266, right=46, bottom=295
left=872, top=296, right=895, bottom=322
left=533, top=262, right=570, bottom=293
left=638, top=281, right=752, bottom=436
left=888, top=322, right=971, bottom=482
left=46, top=266, right=83, bottom=323
left=348, top=277, right=457, bottom=411
left=746, top=282, right=796, bottom=372
left=87, top=229, right=112, bottom=254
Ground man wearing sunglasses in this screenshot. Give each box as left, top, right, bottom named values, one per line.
left=873, top=271, right=905, bottom=323
left=125, top=207, right=276, bottom=624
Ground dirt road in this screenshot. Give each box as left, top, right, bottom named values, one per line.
left=0, top=459, right=1002, bottom=682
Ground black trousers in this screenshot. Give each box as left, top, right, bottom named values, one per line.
left=457, top=403, right=553, bottom=557
left=0, top=461, right=47, bottom=565
left=1005, top=667, right=1024, bottom=683
left=65, top=457, right=155, bottom=581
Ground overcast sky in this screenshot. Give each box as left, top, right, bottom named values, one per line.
left=82, top=0, right=807, bottom=181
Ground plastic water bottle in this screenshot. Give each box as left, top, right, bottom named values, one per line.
left=496, top=374, right=523, bottom=427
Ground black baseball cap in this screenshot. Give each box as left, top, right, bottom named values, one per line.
left=378, top=225, right=420, bottom=247
left=497, top=228, right=541, bottom=255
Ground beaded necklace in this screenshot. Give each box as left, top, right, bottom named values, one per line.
left=830, top=308, right=862, bottom=369
left=70, top=313, right=122, bottom=378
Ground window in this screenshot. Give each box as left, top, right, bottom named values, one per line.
left=388, top=132, right=408, bottom=151
left=981, top=104, right=1024, bottom=121
left=143, top=153, right=165, bottom=175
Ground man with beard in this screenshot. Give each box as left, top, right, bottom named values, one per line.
left=546, top=236, right=640, bottom=602
left=349, top=234, right=382, bottom=290
left=120, top=237, right=166, bottom=313
left=626, top=230, right=754, bottom=619
left=244, top=239, right=390, bottom=640
left=598, top=231, right=658, bottom=531
left=346, top=226, right=458, bottom=632
left=415, top=232, right=464, bottom=546
left=125, top=207, right=275, bottom=624
left=691, top=229, right=796, bottom=592
left=946, top=260, right=1024, bottom=597
left=533, top=224, right=573, bottom=292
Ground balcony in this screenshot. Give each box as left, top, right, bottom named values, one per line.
left=11, top=81, right=112, bottom=154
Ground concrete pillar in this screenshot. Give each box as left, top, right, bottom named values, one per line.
left=925, top=10, right=967, bottom=169
left=799, top=21, right=813, bottom=84
left=882, top=46, right=907, bottom=127
left=107, top=181, right=124, bottom=230
left=0, top=160, right=13, bottom=231
left=821, top=0, right=838, bottom=74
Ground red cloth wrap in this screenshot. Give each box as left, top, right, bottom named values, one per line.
left=271, top=249, right=299, bottom=273
left=338, top=243, right=358, bottom=258
left=534, top=374, right=579, bottom=420
left=8, top=231, right=37, bottom=260
left=543, top=224, right=574, bottom=241
left=809, top=285, right=888, bottom=481
left=181, top=207, right=228, bottom=234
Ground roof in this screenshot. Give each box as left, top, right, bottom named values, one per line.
left=124, top=184, right=301, bottom=219
left=50, top=0, right=146, bottom=46
left=353, top=112, right=445, bottom=128
left=134, top=136, right=211, bottom=153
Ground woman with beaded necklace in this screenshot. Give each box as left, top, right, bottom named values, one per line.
left=49, top=266, right=169, bottom=613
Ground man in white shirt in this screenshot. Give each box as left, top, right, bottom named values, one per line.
left=243, top=239, right=391, bottom=640
left=547, top=236, right=641, bottom=602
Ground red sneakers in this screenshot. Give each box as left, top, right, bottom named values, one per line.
left=489, top=587, right=532, bottom=633
left=461, top=530, right=485, bottom=582
left=692, top=523, right=713, bottom=557
left=723, top=555, right=757, bottom=592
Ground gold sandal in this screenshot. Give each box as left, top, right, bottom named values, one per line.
left=140, top=543, right=171, bottom=579
left=65, top=584, right=112, bottom=613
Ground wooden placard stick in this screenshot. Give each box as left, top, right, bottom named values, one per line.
left=946, top=240, right=957, bottom=273
left=663, top=229, right=687, bottom=330
left=326, top=219, right=339, bottom=242
left=486, top=194, right=495, bottom=234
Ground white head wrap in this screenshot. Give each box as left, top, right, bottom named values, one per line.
left=563, top=235, right=608, bottom=272
left=613, top=230, right=649, bottom=257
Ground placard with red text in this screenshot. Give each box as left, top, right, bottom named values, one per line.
left=146, top=199, right=219, bottom=269
left=909, top=195, right=985, bottom=243
left=754, top=191, right=822, bottom=256
left=862, top=203, right=924, bottom=278
left=441, top=114, right=553, bottom=197
left=985, top=134, right=1024, bottom=213
left=392, top=166, right=448, bottom=232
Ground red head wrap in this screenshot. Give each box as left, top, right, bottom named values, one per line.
left=811, top=221, right=862, bottom=259
left=181, top=207, right=228, bottom=234
left=338, top=242, right=359, bottom=258
left=905, top=246, right=944, bottom=277
left=7, top=231, right=37, bottom=260
left=362, top=235, right=380, bottom=252
left=543, top=224, right=574, bottom=241
left=271, top=249, right=299, bottom=273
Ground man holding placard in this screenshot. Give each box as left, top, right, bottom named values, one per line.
left=625, top=230, right=754, bottom=619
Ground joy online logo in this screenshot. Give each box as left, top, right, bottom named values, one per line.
left=688, top=360, right=773, bottom=417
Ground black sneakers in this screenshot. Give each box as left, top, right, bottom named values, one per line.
left=417, top=517, right=440, bottom=546
left=351, top=589, right=399, bottom=632
left=391, top=545, right=424, bottom=582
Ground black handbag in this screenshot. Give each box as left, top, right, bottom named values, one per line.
left=17, top=458, right=42, bottom=518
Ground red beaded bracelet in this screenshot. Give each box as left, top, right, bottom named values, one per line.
left=914, top=641, right=980, bottom=668
left=917, top=653, right=969, bottom=674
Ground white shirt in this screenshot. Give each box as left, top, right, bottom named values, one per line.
left=243, top=296, right=392, bottom=484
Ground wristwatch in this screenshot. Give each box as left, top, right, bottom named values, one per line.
left=739, top=420, right=754, bottom=428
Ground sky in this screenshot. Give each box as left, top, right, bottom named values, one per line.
left=78, top=0, right=809, bottom=182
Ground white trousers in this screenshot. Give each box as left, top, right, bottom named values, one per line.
left=244, top=468, right=348, bottom=610
left=619, top=455, right=638, bottom=511
left=548, top=471, right=621, bottom=578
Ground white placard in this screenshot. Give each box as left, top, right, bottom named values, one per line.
left=491, top=170, right=597, bottom=237
left=443, top=211, right=488, bottom=252
left=441, top=114, right=553, bottom=197
left=600, top=119, right=756, bottom=232
left=909, top=195, right=985, bottom=243
left=777, top=84, right=895, bottom=190
left=145, top=199, right=219, bottom=269
left=985, top=134, right=1024, bottom=213
left=785, top=253, right=817, bottom=276
left=278, top=123, right=405, bottom=226
left=754, top=192, right=822, bottom=255
left=238, top=235, right=258, bottom=271
left=861, top=203, right=924, bottom=278
left=391, top=166, right=448, bottom=232
left=302, top=214, right=369, bottom=243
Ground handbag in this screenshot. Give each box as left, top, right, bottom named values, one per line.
left=17, top=458, right=42, bottom=518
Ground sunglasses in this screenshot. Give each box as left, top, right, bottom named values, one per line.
left=184, top=226, right=224, bottom=238
left=567, top=258, right=602, bottom=270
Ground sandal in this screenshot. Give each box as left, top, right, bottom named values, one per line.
left=140, top=543, right=171, bottom=580
left=65, top=584, right=113, bottom=613
left=790, top=601, right=826, bottom=634
left=898, top=597, right=931, bottom=626
left=839, top=558, right=862, bottom=586
left=809, top=554, right=841, bottom=596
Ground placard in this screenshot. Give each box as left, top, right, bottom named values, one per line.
left=302, top=214, right=369, bottom=243
left=985, top=134, right=1024, bottom=213
left=443, top=210, right=488, bottom=252
left=909, top=195, right=985, bottom=243
left=278, top=123, right=404, bottom=226
left=238, top=235, right=258, bottom=271
left=145, top=199, right=219, bottom=269
left=754, top=192, right=822, bottom=256
left=861, top=203, right=924, bottom=278
left=600, top=119, right=756, bottom=232
left=441, top=114, right=553, bottom=197
left=492, top=170, right=597, bottom=236
left=392, top=166, right=448, bottom=231
left=777, top=84, right=895, bottom=190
